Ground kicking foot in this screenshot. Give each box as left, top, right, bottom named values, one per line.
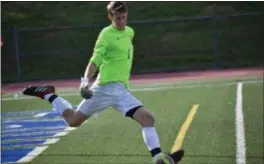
left=151, top=149, right=184, bottom=164
left=168, top=149, right=184, bottom=163
left=23, top=85, right=55, bottom=99
left=151, top=153, right=174, bottom=164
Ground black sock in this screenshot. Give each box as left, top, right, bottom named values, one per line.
left=48, top=94, right=58, bottom=103
left=150, top=147, right=162, bottom=157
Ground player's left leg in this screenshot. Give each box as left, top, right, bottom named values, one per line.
left=22, top=85, right=89, bottom=127
left=23, top=85, right=115, bottom=127
left=114, top=91, right=184, bottom=164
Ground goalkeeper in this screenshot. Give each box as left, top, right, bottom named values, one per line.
left=23, top=2, right=184, bottom=164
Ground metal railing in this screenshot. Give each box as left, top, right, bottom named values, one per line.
left=1, top=12, right=263, bottom=82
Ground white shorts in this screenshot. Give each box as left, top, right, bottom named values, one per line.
left=77, top=82, right=143, bottom=117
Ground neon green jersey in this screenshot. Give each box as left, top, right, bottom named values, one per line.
left=90, top=25, right=135, bottom=88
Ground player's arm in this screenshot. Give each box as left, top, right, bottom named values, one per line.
left=83, top=29, right=107, bottom=81
left=83, top=62, right=97, bottom=81
left=80, top=29, right=108, bottom=99
left=130, top=27, right=135, bottom=41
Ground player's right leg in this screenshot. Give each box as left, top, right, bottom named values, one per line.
left=23, top=85, right=88, bottom=127
left=114, top=89, right=184, bottom=164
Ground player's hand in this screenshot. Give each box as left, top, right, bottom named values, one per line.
left=79, top=77, right=93, bottom=99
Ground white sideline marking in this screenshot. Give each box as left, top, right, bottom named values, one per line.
left=16, top=146, right=48, bottom=163
left=43, top=138, right=60, bottom=145
left=33, top=112, right=49, bottom=118
left=15, top=127, right=77, bottom=163
left=53, top=131, right=69, bottom=137
left=8, top=124, right=23, bottom=128
left=3, top=118, right=64, bottom=123
left=2, top=79, right=262, bottom=101
left=64, top=127, right=77, bottom=131
left=15, top=125, right=77, bottom=163
left=235, top=82, right=246, bottom=164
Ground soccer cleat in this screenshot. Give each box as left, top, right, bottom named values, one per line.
left=22, top=85, right=55, bottom=99
left=151, top=149, right=184, bottom=164
left=168, top=149, right=184, bottom=163
left=151, top=153, right=175, bottom=164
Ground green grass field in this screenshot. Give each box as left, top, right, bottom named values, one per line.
left=1, top=76, right=263, bottom=164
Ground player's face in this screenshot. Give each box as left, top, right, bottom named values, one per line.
left=111, top=12, right=127, bottom=30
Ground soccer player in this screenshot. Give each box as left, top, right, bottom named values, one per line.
left=23, top=2, right=184, bottom=163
